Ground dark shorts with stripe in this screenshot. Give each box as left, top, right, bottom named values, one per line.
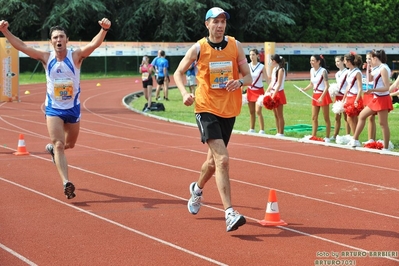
left=195, top=112, right=235, bottom=147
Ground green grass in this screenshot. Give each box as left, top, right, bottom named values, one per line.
left=19, top=72, right=399, bottom=151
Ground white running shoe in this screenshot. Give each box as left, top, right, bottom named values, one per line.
left=275, top=133, right=284, bottom=137
left=348, top=139, right=361, bottom=148
left=259, top=130, right=265, bottom=134
left=324, top=137, right=331, bottom=143
left=187, top=182, right=202, bottom=215
left=248, top=129, right=255, bottom=133
left=226, top=211, right=246, bottom=232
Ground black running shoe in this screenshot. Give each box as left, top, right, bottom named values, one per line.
left=45, top=143, right=55, bottom=164
left=64, top=182, right=76, bottom=199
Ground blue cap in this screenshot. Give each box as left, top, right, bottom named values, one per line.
left=205, top=7, right=230, bottom=21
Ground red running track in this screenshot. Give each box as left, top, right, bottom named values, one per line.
left=0, top=77, right=398, bottom=266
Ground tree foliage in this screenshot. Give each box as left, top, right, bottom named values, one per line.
left=1, top=0, right=399, bottom=43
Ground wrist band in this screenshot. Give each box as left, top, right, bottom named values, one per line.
left=102, top=27, right=109, bottom=31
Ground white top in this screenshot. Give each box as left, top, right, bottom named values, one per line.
left=335, top=68, right=349, bottom=95
left=270, top=66, right=285, bottom=92
left=310, top=67, right=326, bottom=94
left=345, top=68, right=361, bottom=96
left=45, top=50, right=81, bottom=109
left=248, top=62, right=265, bottom=90
left=372, top=64, right=389, bottom=96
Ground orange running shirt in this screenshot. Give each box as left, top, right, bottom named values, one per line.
left=195, top=36, right=242, bottom=118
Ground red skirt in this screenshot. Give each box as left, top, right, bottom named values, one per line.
left=274, top=90, right=287, bottom=105
left=363, top=93, right=373, bottom=106
left=345, top=95, right=361, bottom=105
left=335, top=95, right=344, bottom=102
left=247, top=87, right=265, bottom=102
left=344, top=96, right=364, bottom=117
left=312, top=92, right=332, bottom=106
left=367, top=94, right=393, bottom=112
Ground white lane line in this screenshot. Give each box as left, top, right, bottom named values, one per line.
left=0, top=242, right=38, bottom=266
left=0, top=177, right=227, bottom=266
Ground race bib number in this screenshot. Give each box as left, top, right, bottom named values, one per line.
left=209, top=61, right=233, bottom=89
left=142, top=72, right=149, bottom=81
left=54, top=78, right=73, bottom=101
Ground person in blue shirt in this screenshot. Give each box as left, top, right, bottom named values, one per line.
left=185, top=61, right=197, bottom=94
left=154, top=50, right=170, bottom=100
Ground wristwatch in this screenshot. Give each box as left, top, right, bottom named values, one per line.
left=238, top=79, right=244, bottom=87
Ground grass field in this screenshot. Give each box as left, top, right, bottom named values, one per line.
left=19, top=72, right=399, bottom=151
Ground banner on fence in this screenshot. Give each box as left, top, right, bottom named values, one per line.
left=18, top=41, right=399, bottom=58
left=0, top=38, right=19, bottom=102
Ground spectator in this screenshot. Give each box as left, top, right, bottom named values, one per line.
left=265, top=54, right=287, bottom=137
left=332, top=55, right=350, bottom=139
left=342, top=52, right=363, bottom=134
left=139, top=55, right=154, bottom=112
left=301, top=55, right=332, bottom=142
left=246, top=49, right=267, bottom=134
left=349, top=49, right=393, bottom=150
left=186, top=61, right=197, bottom=94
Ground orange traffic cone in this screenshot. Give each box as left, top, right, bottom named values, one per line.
left=13, top=134, right=30, bottom=156
left=258, top=189, right=287, bottom=226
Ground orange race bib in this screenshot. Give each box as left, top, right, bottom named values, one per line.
left=54, top=78, right=74, bottom=101
left=209, top=61, right=233, bottom=89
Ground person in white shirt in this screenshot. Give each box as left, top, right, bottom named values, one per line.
left=0, top=18, right=111, bottom=199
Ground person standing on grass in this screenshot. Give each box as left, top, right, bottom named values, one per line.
left=154, top=50, right=170, bottom=101
left=265, top=54, right=287, bottom=137
left=342, top=52, right=363, bottom=135
left=173, top=7, right=252, bottom=232
left=362, top=51, right=392, bottom=145
left=332, top=55, right=350, bottom=139
left=246, top=48, right=267, bottom=134
left=139, top=55, right=154, bottom=112
left=349, top=50, right=392, bottom=150
left=301, top=54, right=332, bottom=142
left=0, top=18, right=111, bottom=199
left=186, top=61, right=197, bottom=94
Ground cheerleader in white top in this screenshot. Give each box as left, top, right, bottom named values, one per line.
left=363, top=51, right=393, bottom=144
left=342, top=52, right=363, bottom=134
left=333, top=55, right=350, bottom=139
left=350, top=49, right=393, bottom=150
left=0, top=18, right=111, bottom=199
left=265, top=54, right=287, bottom=136
left=301, top=55, right=332, bottom=142
left=247, top=49, right=267, bottom=134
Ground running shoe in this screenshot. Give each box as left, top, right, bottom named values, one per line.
left=348, top=139, right=361, bottom=148
left=64, top=182, right=76, bottom=199
left=187, top=182, right=202, bottom=215
left=45, top=143, right=55, bottom=164
left=226, top=211, right=246, bottom=232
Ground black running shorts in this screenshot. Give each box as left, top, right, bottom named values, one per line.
left=195, top=112, right=235, bottom=147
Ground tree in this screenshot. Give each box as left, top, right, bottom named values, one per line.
left=0, top=0, right=109, bottom=40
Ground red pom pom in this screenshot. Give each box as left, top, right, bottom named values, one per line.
left=364, top=141, right=383, bottom=150
left=263, top=94, right=280, bottom=110
left=344, top=99, right=364, bottom=117
left=309, top=136, right=324, bottom=142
